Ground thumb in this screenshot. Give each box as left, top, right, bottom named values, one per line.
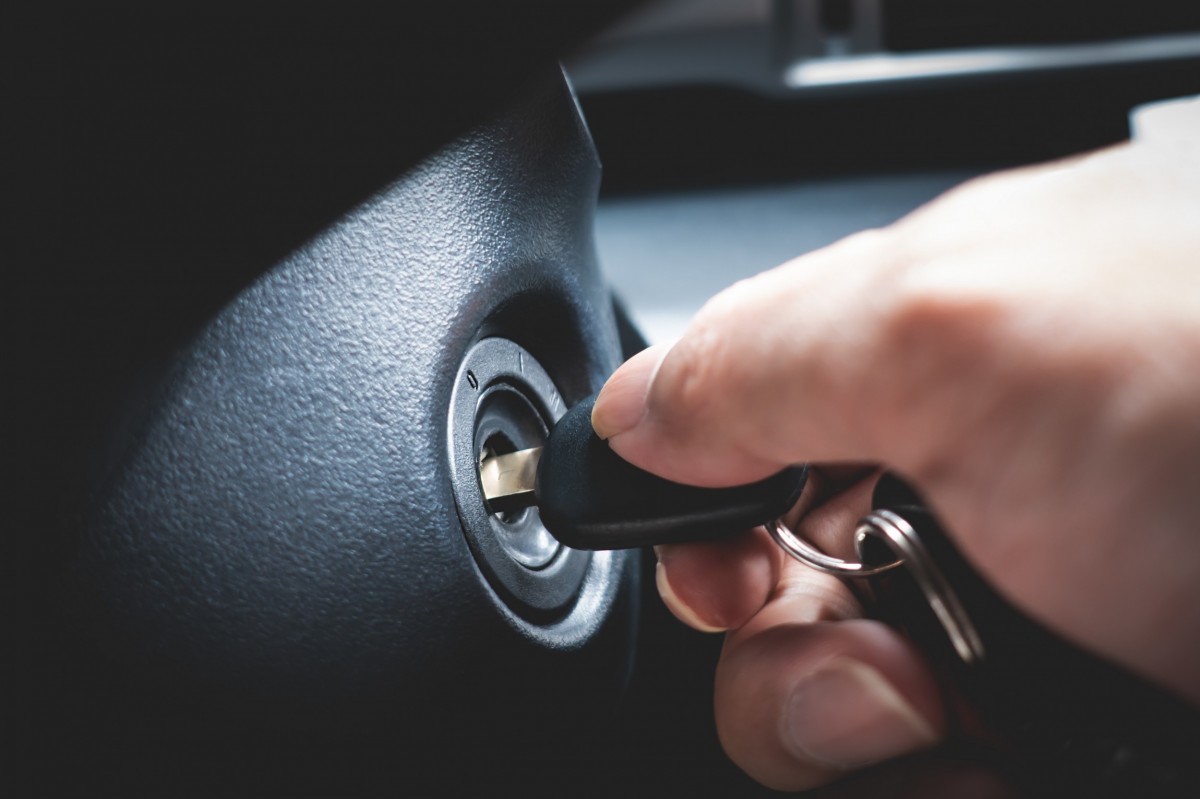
left=593, top=231, right=928, bottom=487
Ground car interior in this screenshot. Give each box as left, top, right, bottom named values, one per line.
left=13, top=1, right=1200, bottom=796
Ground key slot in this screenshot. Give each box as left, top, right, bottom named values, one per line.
left=472, top=387, right=558, bottom=568
left=446, top=337, right=593, bottom=624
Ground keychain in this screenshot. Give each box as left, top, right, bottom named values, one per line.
left=482, top=394, right=1200, bottom=796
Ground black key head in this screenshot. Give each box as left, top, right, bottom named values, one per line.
left=536, top=395, right=806, bottom=550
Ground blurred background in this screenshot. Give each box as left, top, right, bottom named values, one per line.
left=567, top=0, right=1200, bottom=342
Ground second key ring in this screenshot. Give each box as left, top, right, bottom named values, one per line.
left=766, top=518, right=902, bottom=578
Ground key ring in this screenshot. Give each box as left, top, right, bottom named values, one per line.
left=766, top=518, right=902, bottom=577
left=769, top=512, right=985, bottom=664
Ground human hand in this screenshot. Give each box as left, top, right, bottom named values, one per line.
left=591, top=108, right=1200, bottom=791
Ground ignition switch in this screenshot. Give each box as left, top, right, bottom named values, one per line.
left=447, top=338, right=591, bottom=623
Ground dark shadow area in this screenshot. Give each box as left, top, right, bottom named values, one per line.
left=581, top=60, right=1200, bottom=196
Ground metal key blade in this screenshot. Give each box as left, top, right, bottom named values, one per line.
left=479, top=447, right=542, bottom=514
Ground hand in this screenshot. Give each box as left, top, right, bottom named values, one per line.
left=591, top=113, right=1200, bottom=791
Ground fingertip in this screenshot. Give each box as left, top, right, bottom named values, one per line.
left=598, top=330, right=791, bottom=487
left=592, top=343, right=672, bottom=441
left=715, top=619, right=946, bottom=792
left=782, top=656, right=940, bottom=770
left=656, top=559, right=727, bottom=633
left=653, top=530, right=780, bottom=633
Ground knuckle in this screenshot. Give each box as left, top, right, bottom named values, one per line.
left=864, top=274, right=1010, bottom=477
left=839, top=227, right=895, bottom=259
left=883, top=286, right=998, bottom=358
left=774, top=575, right=861, bottom=623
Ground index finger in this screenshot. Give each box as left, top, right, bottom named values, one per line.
left=592, top=229, right=954, bottom=489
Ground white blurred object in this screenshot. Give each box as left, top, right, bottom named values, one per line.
left=596, top=172, right=977, bottom=344
left=571, top=0, right=1200, bottom=96
left=1131, top=94, right=1200, bottom=151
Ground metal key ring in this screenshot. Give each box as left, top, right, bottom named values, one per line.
left=766, top=518, right=902, bottom=578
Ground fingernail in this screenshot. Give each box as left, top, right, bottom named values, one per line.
left=783, top=657, right=938, bottom=769
left=592, top=343, right=671, bottom=440
left=655, top=557, right=726, bottom=633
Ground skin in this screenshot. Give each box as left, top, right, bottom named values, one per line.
left=591, top=122, right=1200, bottom=791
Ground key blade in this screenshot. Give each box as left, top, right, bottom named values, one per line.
left=479, top=447, right=542, bottom=514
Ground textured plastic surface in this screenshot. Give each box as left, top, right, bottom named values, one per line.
left=537, top=395, right=807, bottom=549
left=863, top=474, right=1200, bottom=798
left=52, top=70, right=639, bottom=792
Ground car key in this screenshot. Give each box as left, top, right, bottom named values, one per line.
left=481, top=393, right=1200, bottom=797
left=480, top=393, right=808, bottom=549
left=843, top=475, right=1200, bottom=798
